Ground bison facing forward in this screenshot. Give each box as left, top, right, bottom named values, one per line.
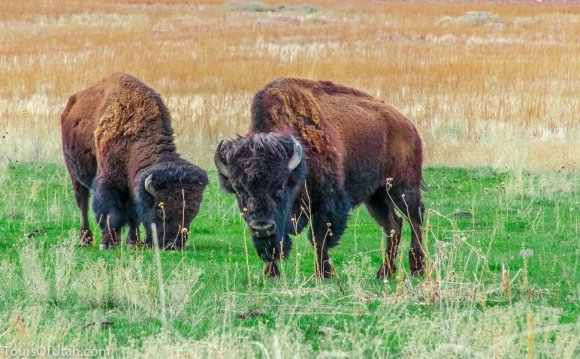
left=215, top=77, right=425, bottom=278
left=61, top=73, right=208, bottom=250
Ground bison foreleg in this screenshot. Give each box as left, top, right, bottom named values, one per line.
left=264, top=261, right=280, bottom=277
left=96, top=211, right=125, bottom=250
left=309, top=199, right=349, bottom=279
left=70, top=178, right=93, bottom=245
left=100, top=229, right=120, bottom=250
left=92, top=185, right=129, bottom=250
left=126, top=225, right=140, bottom=248
left=261, top=234, right=292, bottom=278
left=125, top=209, right=141, bottom=247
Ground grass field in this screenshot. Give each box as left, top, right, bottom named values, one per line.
left=0, top=0, right=579, bottom=358
left=0, top=164, right=578, bottom=357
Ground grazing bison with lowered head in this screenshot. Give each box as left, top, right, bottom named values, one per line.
left=61, top=73, right=208, bottom=250
left=215, top=77, right=425, bottom=278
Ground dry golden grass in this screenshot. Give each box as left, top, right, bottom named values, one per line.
left=0, top=0, right=578, bottom=171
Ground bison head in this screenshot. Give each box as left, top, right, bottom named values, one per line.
left=214, top=133, right=307, bottom=262
left=136, top=162, right=208, bottom=249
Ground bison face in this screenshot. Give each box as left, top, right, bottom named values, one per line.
left=137, top=163, right=208, bottom=249
left=215, top=133, right=307, bottom=262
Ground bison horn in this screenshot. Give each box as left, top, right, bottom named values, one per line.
left=145, top=174, right=156, bottom=196
left=214, top=141, right=230, bottom=178
left=288, top=137, right=303, bottom=171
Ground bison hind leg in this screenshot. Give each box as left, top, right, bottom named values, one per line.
left=68, top=177, right=93, bottom=246
left=366, top=189, right=403, bottom=278
left=390, top=184, right=426, bottom=276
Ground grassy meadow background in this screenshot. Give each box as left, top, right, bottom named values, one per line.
left=0, top=0, right=578, bottom=357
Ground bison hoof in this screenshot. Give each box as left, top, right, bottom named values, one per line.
left=376, top=264, right=396, bottom=279
left=317, top=261, right=334, bottom=279
left=409, top=251, right=425, bottom=277
left=264, top=262, right=280, bottom=277
left=409, top=261, right=425, bottom=277
left=320, top=268, right=333, bottom=279
left=126, top=240, right=141, bottom=249
left=99, top=243, right=115, bottom=251
left=163, top=242, right=183, bottom=251
left=321, top=271, right=332, bottom=279
left=411, top=267, right=425, bottom=277
left=79, top=230, right=93, bottom=246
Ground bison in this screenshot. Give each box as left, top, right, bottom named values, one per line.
left=214, top=77, right=425, bottom=278
left=61, top=73, right=208, bottom=250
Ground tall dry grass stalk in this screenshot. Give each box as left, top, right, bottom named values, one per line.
left=151, top=223, right=168, bottom=329
left=0, top=1, right=578, bottom=171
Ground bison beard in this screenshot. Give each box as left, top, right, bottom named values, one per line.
left=215, top=77, right=425, bottom=278
left=61, top=73, right=208, bottom=250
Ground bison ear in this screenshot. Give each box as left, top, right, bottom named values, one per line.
left=214, top=141, right=230, bottom=178
left=288, top=137, right=303, bottom=171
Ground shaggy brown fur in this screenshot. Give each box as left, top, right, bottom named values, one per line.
left=251, top=78, right=423, bottom=200
left=61, top=73, right=207, bottom=250
left=218, top=77, right=425, bottom=278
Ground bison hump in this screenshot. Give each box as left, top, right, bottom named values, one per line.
left=94, top=85, right=165, bottom=148
left=254, top=79, right=337, bottom=154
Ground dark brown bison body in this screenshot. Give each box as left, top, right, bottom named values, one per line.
left=61, top=73, right=208, bottom=250
left=215, top=77, right=425, bottom=278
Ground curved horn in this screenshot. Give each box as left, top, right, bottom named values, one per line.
left=144, top=174, right=156, bottom=196
left=288, top=137, right=303, bottom=171
left=214, top=141, right=230, bottom=178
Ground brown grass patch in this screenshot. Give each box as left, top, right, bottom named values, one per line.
left=1, top=1, right=578, bottom=171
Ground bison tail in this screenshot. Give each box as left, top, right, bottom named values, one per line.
left=420, top=178, right=429, bottom=192
left=60, top=94, right=77, bottom=123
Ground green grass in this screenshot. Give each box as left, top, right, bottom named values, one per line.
left=0, top=163, right=578, bottom=357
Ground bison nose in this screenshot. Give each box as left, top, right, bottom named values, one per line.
left=249, top=219, right=276, bottom=238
